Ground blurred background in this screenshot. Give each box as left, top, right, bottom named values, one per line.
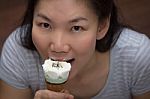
left=0, top=0, right=150, bottom=52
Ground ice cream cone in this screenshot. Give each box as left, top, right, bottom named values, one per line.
left=42, top=59, right=71, bottom=92
left=46, top=81, right=64, bottom=92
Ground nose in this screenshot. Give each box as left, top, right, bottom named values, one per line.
left=50, top=32, right=70, bottom=53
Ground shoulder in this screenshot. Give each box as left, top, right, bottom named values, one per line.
left=112, top=28, right=150, bottom=95
left=4, top=26, right=26, bottom=47
left=0, top=27, right=40, bottom=89
left=116, top=28, right=150, bottom=48
left=2, top=26, right=23, bottom=50
left=111, top=28, right=150, bottom=79
left=1, top=26, right=40, bottom=70
left=113, top=28, right=150, bottom=59
left=113, top=28, right=150, bottom=65
left=117, top=28, right=150, bottom=60
left=1, top=26, right=37, bottom=59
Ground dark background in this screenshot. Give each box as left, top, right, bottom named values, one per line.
left=0, top=0, right=150, bottom=52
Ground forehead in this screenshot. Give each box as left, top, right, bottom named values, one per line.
left=34, top=0, right=97, bottom=21
left=35, top=0, right=91, bottom=12
left=36, top=0, right=89, bottom=5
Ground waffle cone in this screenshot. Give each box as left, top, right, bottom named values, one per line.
left=46, top=82, right=64, bottom=92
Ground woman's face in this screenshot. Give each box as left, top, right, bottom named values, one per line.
left=32, top=0, right=108, bottom=78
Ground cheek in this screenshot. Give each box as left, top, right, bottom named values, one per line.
left=70, top=35, right=96, bottom=76
left=75, top=35, right=96, bottom=57
left=32, top=29, right=48, bottom=59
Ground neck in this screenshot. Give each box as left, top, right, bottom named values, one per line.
left=65, top=51, right=110, bottom=98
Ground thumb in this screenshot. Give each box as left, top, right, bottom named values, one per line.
left=60, top=93, right=74, bottom=99
left=54, top=91, right=74, bottom=99
left=34, top=90, right=74, bottom=99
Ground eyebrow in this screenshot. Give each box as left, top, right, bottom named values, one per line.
left=35, top=13, right=88, bottom=23
left=35, top=13, right=52, bottom=22
left=69, top=17, right=88, bottom=23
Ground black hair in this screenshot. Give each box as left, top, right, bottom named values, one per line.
left=20, top=0, right=123, bottom=52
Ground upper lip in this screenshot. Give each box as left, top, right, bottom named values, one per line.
left=49, top=57, right=75, bottom=64
left=48, top=52, right=74, bottom=62
left=50, top=57, right=73, bottom=61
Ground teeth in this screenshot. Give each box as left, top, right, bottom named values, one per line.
left=50, top=58, right=73, bottom=62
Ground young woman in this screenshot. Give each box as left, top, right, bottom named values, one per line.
left=0, top=0, right=150, bottom=99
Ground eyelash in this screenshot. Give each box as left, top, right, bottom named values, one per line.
left=36, top=22, right=85, bottom=33
left=38, top=22, right=51, bottom=30
left=71, top=26, right=84, bottom=33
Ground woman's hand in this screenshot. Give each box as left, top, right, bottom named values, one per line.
left=34, top=89, right=74, bottom=99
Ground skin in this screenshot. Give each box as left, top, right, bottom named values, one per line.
left=32, top=0, right=107, bottom=81
left=0, top=0, right=150, bottom=99
left=32, top=0, right=109, bottom=98
left=0, top=80, right=33, bottom=99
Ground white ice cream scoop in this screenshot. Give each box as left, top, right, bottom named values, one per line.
left=42, top=59, right=71, bottom=84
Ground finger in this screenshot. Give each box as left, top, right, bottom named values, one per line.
left=34, top=90, right=43, bottom=99
left=47, top=90, right=74, bottom=99
left=34, top=90, right=74, bottom=99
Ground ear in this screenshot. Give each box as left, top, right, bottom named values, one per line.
left=96, top=18, right=110, bottom=40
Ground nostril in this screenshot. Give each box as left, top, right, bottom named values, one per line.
left=50, top=42, right=70, bottom=53
left=64, top=44, right=71, bottom=52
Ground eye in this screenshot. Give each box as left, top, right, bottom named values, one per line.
left=71, top=26, right=83, bottom=32
left=38, top=22, right=51, bottom=29
left=42, top=23, right=50, bottom=29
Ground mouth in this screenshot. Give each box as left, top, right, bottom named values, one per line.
left=66, top=58, right=75, bottom=64
left=51, top=58, right=75, bottom=64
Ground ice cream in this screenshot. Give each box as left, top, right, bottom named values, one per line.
left=42, top=59, right=71, bottom=91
